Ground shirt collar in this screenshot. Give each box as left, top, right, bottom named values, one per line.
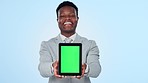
left=60, top=33, right=77, bottom=42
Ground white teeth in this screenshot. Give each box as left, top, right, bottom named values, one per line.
left=64, top=22, right=72, bottom=25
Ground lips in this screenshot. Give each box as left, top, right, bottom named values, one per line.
left=64, top=22, right=72, bottom=25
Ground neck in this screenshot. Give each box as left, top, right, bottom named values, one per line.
left=61, top=32, right=75, bottom=37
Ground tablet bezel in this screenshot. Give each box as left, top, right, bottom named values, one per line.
left=59, top=43, right=82, bottom=76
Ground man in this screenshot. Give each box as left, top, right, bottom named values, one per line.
left=38, top=1, right=101, bottom=83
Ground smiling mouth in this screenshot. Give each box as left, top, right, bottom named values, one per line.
left=64, top=22, right=72, bottom=25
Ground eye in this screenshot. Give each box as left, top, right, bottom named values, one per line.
left=59, top=14, right=66, bottom=19
left=60, top=15, right=65, bottom=18
left=59, top=14, right=77, bottom=19
left=70, top=14, right=76, bottom=18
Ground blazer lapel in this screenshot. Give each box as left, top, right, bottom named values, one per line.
left=54, top=34, right=63, bottom=44
left=73, top=34, right=81, bottom=43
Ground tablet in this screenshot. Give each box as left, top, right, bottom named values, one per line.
left=59, top=43, right=82, bottom=76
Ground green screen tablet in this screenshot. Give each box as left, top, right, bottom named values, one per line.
left=59, top=43, right=82, bottom=76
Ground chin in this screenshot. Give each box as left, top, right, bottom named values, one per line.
left=63, top=30, right=75, bottom=33
left=63, top=28, right=74, bottom=31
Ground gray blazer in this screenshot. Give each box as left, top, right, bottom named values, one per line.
left=38, top=34, right=101, bottom=83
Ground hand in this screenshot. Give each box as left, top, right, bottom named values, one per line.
left=81, top=63, right=87, bottom=77
left=52, top=61, right=62, bottom=78
left=72, top=63, right=87, bottom=79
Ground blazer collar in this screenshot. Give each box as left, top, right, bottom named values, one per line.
left=55, top=33, right=81, bottom=43
left=73, top=34, right=81, bottom=43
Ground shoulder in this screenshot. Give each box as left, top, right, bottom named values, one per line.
left=77, top=35, right=98, bottom=50
left=40, top=36, right=57, bottom=46
left=80, top=36, right=96, bottom=45
left=78, top=35, right=99, bottom=53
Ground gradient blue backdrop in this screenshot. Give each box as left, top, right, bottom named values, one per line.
left=0, top=0, right=148, bottom=83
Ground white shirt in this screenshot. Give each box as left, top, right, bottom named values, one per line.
left=60, top=33, right=77, bottom=43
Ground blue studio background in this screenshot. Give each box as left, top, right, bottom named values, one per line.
left=0, top=0, right=148, bottom=83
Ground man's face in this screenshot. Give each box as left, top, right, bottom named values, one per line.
left=57, top=6, right=78, bottom=33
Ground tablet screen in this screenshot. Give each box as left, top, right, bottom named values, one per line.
left=59, top=43, right=82, bottom=76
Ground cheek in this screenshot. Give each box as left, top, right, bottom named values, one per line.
left=58, top=19, right=64, bottom=24
left=57, top=20, right=62, bottom=25
left=73, top=20, right=78, bottom=24
left=73, top=18, right=78, bottom=22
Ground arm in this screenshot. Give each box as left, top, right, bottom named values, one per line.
left=38, top=41, right=54, bottom=77
left=85, top=40, right=101, bottom=78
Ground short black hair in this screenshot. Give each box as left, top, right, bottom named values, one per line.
left=56, top=1, right=78, bottom=18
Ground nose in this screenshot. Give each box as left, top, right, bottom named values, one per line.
left=65, top=16, right=71, bottom=20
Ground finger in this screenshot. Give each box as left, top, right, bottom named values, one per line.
left=54, top=62, right=59, bottom=70
left=82, top=63, right=86, bottom=68
left=55, top=73, right=62, bottom=78
left=73, top=76, right=76, bottom=78
left=54, top=61, right=58, bottom=67
left=54, top=67, right=62, bottom=78
left=54, top=69, right=58, bottom=76
left=81, top=68, right=85, bottom=77
left=70, top=76, right=76, bottom=78
left=61, top=75, right=65, bottom=78
left=56, top=75, right=62, bottom=78
left=76, top=76, right=81, bottom=79
left=57, top=61, right=59, bottom=64
left=81, top=64, right=86, bottom=77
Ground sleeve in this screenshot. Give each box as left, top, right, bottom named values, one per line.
left=38, top=41, right=54, bottom=78
left=84, top=64, right=89, bottom=74
left=85, top=40, right=101, bottom=78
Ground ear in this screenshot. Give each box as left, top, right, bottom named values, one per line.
left=77, top=17, right=79, bottom=21
left=57, top=18, right=59, bottom=22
